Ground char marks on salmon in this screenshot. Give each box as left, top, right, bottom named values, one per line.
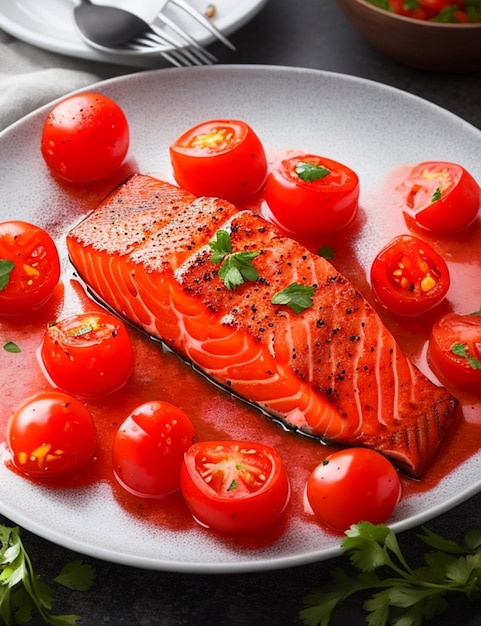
left=67, top=174, right=457, bottom=477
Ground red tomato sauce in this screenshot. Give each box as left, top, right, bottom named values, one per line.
left=0, top=154, right=480, bottom=545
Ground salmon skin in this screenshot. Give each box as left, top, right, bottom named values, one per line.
left=67, top=173, right=457, bottom=477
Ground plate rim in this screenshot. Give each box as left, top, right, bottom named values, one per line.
left=0, top=64, right=480, bottom=573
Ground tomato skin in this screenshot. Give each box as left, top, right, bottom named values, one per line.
left=370, top=234, right=450, bottom=316
left=113, top=401, right=196, bottom=498
left=7, top=391, right=96, bottom=478
left=428, top=312, right=481, bottom=395
left=402, top=162, right=481, bottom=232
left=0, top=221, right=61, bottom=316
left=264, top=154, right=359, bottom=235
left=180, top=440, right=290, bottom=534
left=41, top=92, right=129, bottom=183
left=40, top=311, right=134, bottom=398
left=169, top=119, right=267, bottom=202
left=306, top=448, right=402, bottom=533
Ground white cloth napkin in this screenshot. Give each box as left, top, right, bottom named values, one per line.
left=0, top=30, right=133, bottom=131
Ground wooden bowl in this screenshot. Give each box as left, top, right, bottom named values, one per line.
left=336, top=0, right=481, bottom=73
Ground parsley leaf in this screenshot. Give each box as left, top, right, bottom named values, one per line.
left=0, top=524, right=95, bottom=625
left=431, top=187, right=442, bottom=202
left=299, top=522, right=481, bottom=626
left=209, top=229, right=232, bottom=263
left=209, top=230, right=260, bottom=290
left=318, top=246, right=335, bottom=260
left=0, top=259, right=14, bottom=291
left=54, top=559, right=96, bottom=591
left=3, top=341, right=21, bottom=353
left=451, top=342, right=481, bottom=370
left=271, top=283, right=316, bottom=314
left=295, top=162, right=330, bottom=182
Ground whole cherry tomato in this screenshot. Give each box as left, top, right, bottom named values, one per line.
left=0, top=221, right=60, bottom=316
left=428, top=310, right=481, bottom=395
left=40, top=311, right=134, bottom=397
left=264, top=154, right=359, bottom=235
left=41, top=91, right=130, bottom=183
left=7, top=391, right=96, bottom=478
left=113, top=401, right=196, bottom=498
left=306, top=447, right=402, bottom=533
left=180, top=440, right=290, bottom=534
left=169, top=119, right=267, bottom=202
left=401, top=161, right=481, bottom=232
left=370, top=234, right=450, bottom=316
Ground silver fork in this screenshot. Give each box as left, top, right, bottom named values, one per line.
left=156, top=0, right=236, bottom=51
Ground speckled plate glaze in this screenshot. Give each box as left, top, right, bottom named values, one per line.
left=0, top=0, right=269, bottom=67
left=0, top=66, right=480, bottom=573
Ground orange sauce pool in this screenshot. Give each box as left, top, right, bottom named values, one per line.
left=1, top=152, right=480, bottom=544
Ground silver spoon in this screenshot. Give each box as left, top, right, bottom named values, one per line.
left=73, top=0, right=217, bottom=66
left=74, top=0, right=149, bottom=48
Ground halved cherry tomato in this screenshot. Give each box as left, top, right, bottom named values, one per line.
left=113, top=401, right=196, bottom=498
left=41, top=91, right=130, bottom=183
left=40, top=311, right=134, bottom=397
left=428, top=310, right=481, bottom=395
left=264, top=154, right=359, bottom=235
left=306, top=448, right=402, bottom=533
left=0, top=221, right=61, bottom=316
left=169, top=119, right=267, bottom=202
left=401, top=161, right=481, bottom=232
left=370, top=234, right=450, bottom=316
left=180, top=440, right=290, bottom=534
left=7, top=391, right=96, bottom=478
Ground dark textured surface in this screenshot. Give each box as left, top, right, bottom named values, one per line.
left=2, top=1, right=481, bottom=625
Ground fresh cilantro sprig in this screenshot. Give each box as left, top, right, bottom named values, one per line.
left=271, top=283, right=316, bottom=314
left=300, top=521, right=481, bottom=626
left=209, top=230, right=260, bottom=290
left=0, top=524, right=95, bottom=625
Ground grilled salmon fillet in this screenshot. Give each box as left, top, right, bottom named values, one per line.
left=67, top=174, right=457, bottom=477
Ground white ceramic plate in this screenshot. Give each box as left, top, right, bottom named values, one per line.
left=0, top=66, right=480, bottom=573
left=0, top=0, right=268, bottom=67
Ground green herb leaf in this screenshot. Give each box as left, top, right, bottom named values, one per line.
left=300, top=521, right=481, bottom=626
left=0, top=524, right=95, bottom=625
left=3, top=341, right=21, bottom=353
left=318, top=246, right=335, bottom=260
left=431, top=187, right=442, bottom=202
left=209, top=229, right=232, bottom=264
left=271, top=283, right=316, bottom=314
left=54, top=560, right=96, bottom=592
left=0, top=259, right=15, bottom=291
left=295, top=162, right=330, bottom=182
left=451, top=342, right=481, bottom=370
left=218, top=251, right=260, bottom=290
left=210, top=230, right=260, bottom=290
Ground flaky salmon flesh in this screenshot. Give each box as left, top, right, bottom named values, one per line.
left=67, top=174, right=457, bottom=477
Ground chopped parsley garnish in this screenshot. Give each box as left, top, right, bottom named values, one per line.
left=0, top=259, right=14, bottom=291
left=300, top=522, right=481, bottom=626
left=271, top=283, right=316, bottom=314
left=295, top=162, right=330, bottom=182
left=3, top=341, right=21, bottom=353
left=209, top=230, right=260, bottom=290
left=451, top=342, right=481, bottom=369
left=431, top=187, right=442, bottom=202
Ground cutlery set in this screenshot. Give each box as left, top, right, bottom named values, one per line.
left=73, top=0, right=235, bottom=67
